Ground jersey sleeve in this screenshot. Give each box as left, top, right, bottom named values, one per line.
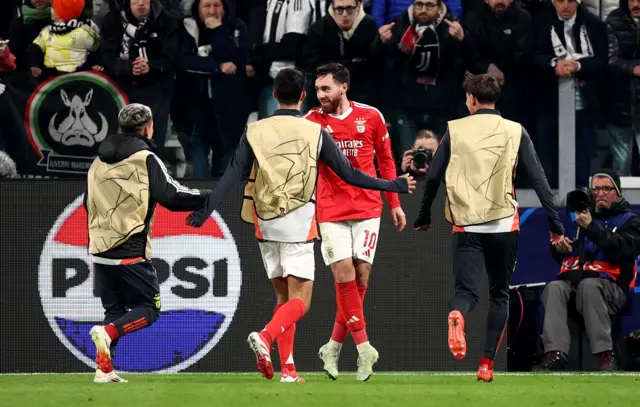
left=372, top=109, right=401, bottom=210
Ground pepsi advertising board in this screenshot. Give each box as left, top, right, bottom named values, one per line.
left=8, top=179, right=631, bottom=373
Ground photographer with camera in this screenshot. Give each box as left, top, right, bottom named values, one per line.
left=534, top=169, right=640, bottom=372
left=399, top=130, right=438, bottom=178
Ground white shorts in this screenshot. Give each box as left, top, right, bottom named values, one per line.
left=319, top=218, right=381, bottom=266
left=258, top=241, right=315, bottom=281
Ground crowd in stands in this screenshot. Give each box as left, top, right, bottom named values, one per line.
left=0, top=0, right=639, bottom=185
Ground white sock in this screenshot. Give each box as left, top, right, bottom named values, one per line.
left=328, top=339, right=343, bottom=352
left=356, top=341, right=371, bottom=353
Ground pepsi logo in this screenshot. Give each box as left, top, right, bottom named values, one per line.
left=38, top=195, right=243, bottom=373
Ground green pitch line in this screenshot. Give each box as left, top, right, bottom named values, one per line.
left=0, top=374, right=635, bottom=407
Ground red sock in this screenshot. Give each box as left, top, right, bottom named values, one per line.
left=274, top=304, right=296, bottom=368
left=331, top=284, right=368, bottom=343
left=336, top=281, right=368, bottom=345
left=104, top=323, right=119, bottom=340
left=480, top=356, right=494, bottom=370
left=262, top=298, right=306, bottom=345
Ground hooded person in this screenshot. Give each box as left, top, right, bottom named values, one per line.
left=175, top=0, right=250, bottom=178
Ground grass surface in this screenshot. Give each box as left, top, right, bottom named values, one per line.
left=1, top=373, right=636, bottom=407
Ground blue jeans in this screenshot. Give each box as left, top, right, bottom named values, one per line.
left=608, top=123, right=640, bottom=176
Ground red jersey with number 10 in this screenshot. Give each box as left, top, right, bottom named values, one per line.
left=304, top=101, right=400, bottom=223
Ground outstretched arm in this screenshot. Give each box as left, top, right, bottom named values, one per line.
left=147, top=154, right=210, bottom=211
left=414, top=131, right=450, bottom=229
left=186, top=132, right=255, bottom=226
left=319, top=129, right=411, bottom=193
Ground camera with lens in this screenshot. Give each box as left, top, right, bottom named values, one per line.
left=566, top=187, right=593, bottom=214
left=411, top=146, right=433, bottom=169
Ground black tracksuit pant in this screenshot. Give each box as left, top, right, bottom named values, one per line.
left=94, top=260, right=161, bottom=357
left=450, top=231, right=519, bottom=360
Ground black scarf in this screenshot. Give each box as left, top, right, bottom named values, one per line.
left=402, top=24, right=440, bottom=85
left=48, top=18, right=91, bottom=35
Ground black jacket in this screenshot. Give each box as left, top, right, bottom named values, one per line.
left=605, top=4, right=640, bottom=125
left=301, top=12, right=379, bottom=105
left=8, top=10, right=51, bottom=71
left=84, top=133, right=209, bottom=259
left=463, top=2, right=534, bottom=76
left=101, top=0, right=179, bottom=86
left=552, top=198, right=640, bottom=292
left=370, top=4, right=472, bottom=111
left=533, top=6, right=608, bottom=115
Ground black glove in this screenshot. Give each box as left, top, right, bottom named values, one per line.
left=414, top=212, right=431, bottom=229
left=186, top=209, right=210, bottom=228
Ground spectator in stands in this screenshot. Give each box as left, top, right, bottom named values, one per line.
left=0, top=151, right=18, bottom=178
left=93, top=0, right=183, bottom=26
left=0, top=39, right=17, bottom=73
left=176, top=0, right=249, bottom=177
left=101, top=0, right=179, bottom=157
left=302, top=0, right=380, bottom=107
left=371, top=0, right=471, bottom=159
left=463, top=0, right=533, bottom=124
left=533, top=0, right=607, bottom=188
left=27, top=0, right=102, bottom=79
left=247, top=0, right=325, bottom=119
left=534, top=169, right=640, bottom=372
left=9, top=0, right=53, bottom=71
left=302, top=0, right=375, bottom=104
left=399, top=129, right=438, bottom=177
left=370, top=0, right=462, bottom=27
left=605, top=0, right=640, bottom=176
left=583, top=0, right=618, bottom=20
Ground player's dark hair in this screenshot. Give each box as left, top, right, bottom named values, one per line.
left=273, top=68, right=306, bottom=105
left=463, top=74, right=501, bottom=104
left=316, top=63, right=350, bottom=87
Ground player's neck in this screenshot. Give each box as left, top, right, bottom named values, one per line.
left=333, top=98, right=351, bottom=116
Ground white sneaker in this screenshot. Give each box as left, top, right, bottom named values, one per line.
left=318, top=343, right=341, bottom=380
left=246, top=332, right=274, bottom=380
left=93, top=369, right=128, bottom=383
left=90, top=326, right=113, bottom=373
left=356, top=344, right=379, bottom=382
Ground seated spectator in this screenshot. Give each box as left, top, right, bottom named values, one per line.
left=9, top=0, right=53, bottom=71
left=0, top=38, right=17, bottom=73
left=27, top=0, right=102, bottom=79
left=176, top=0, right=249, bottom=177
left=399, top=129, right=438, bottom=177
left=534, top=169, right=640, bottom=372
left=101, top=0, right=179, bottom=157
left=302, top=0, right=380, bottom=107
left=0, top=151, right=18, bottom=178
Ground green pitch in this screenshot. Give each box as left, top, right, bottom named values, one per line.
left=0, top=373, right=636, bottom=407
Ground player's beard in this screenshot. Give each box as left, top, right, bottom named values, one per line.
left=320, top=95, right=341, bottom=114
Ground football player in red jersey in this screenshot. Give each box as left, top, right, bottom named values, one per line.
left=304, top=63, right=406, bottom=381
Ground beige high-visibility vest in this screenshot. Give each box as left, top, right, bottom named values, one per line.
left=241, top=115, right=322, bottom=223
left=444, top=114, right=522, bottom=226
left=87, top=150, right=154, bottom=258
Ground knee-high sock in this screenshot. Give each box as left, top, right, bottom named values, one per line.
left=274, top=304, right=296, bottom=369
left=330, top=284, right=368, bottom=344
left=261, top=298, right=306, bottom=345
left=336, top=281, right=368, bottom=346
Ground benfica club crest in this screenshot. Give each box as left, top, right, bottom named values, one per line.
left=25, top=72, right=128, bottom=174
left=354, top=118, right=367, bottom=134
